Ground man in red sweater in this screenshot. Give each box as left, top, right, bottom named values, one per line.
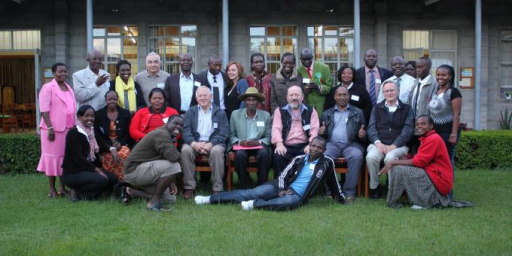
left=378, top=115, right=453, bottom=209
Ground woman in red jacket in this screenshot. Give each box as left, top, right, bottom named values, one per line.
left=129, top=88, right=178, bottom=142
left=378, top=115, right=453, bottom=209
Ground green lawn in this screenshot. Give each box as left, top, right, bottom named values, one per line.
left=1, top=170, right=511, bottom=256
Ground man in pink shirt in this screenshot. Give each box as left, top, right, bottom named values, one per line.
left=271, top=85, right=319, bottom=179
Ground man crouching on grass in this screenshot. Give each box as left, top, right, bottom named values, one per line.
left=195, top=136, right=346, bottom=211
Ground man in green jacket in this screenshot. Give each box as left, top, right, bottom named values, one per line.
left=297, top=48, right=332, bottom=116
left=123, top=114, right=184, bottom=212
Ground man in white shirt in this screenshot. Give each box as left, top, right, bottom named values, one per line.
left=73, top=49, right=110, bottom=110
left=164, top=53, right=203, bottom=114
left=135, top=52, right=171, bottom=106
left=378, top=56, right=416, bottom=104
left=408, top=57, right=438, bottom=117
left=197, top=56, right=228, bottom=110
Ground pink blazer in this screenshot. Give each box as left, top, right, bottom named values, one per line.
left=39, top=79, right=77, bottom=132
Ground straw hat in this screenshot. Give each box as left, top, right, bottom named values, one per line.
left=237, top=87, right=265, bottom=102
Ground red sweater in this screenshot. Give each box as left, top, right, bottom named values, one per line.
left=411, top=130, right=453, bottom=196
left=129, top=106, right=178, bottom=142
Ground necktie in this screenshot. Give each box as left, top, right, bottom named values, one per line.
left=412, top=82, right=421, bottom=116
left=396, top=77, right=402, bottom=90
left=307, top=67, right=312, bottom=79
left=212, top=75, right=217, bottom=83
left=369, top=70, right=376, bottom=105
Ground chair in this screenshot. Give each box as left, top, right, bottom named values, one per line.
left=333, top=157, right=369, bottom=198
left=226, top=151, right=260, bottom=191
left=2, top=103, right=19, bottom=133
left=20, top=103, right=36, bottom=131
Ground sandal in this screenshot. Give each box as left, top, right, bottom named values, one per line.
left=147, top=202, right=170, bottom=212
left=48, top=192, right=57, bottom=198
left=121, top=186, right=132, bottom=205
left=57, top=189, right=69, bottom=197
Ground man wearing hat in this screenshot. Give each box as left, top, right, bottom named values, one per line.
left=229, top=87, right=272, bottom=189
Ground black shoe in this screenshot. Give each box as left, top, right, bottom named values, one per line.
left=369, top=186, right=381, bottom=200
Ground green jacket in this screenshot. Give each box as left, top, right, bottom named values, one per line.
left=229, top=108, right=271, bottom=149
left=297, top=61, right=332, bottom=116
left=123, top=126, right=181, bottom=175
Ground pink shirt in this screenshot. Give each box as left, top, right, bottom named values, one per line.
left=39, top=79, right=77, bottom=131
left=271, top=105, right=319, bottom=145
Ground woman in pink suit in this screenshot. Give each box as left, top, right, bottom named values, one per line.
left=37, top=63, right=77, bottom=198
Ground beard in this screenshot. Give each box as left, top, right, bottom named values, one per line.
left=289, top=102, right=300, bottom=109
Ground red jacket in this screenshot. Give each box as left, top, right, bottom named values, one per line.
left=129, top=106, right=178, bottom=142
left=412, top=130, right=453, bottom=195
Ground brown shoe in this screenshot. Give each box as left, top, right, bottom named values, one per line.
left=183, top=190, right=194, bottom=200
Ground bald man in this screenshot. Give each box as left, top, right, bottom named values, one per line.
left=377, top=56, right=416, bottom=104
left=135, top=52, right=171, bottom=106
left=354, top=49, right=393, bottom=106
left=297, top=48, right=332, bottom=116
left=73, top=49, right=111, bottom=110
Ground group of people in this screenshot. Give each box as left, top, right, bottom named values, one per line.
left=36, top=47, right=467, bottom=211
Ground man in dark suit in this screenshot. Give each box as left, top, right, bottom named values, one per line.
left=197, top=55, right=229, bottom=111
left=354, top=49, right=393, bottom=106
left=164, top=53, right=204, bottom=114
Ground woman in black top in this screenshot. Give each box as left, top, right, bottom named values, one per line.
left=94, top=91, right=132, bottom=181
left=324, top=66, right=372, bottom=124
left=62, top=105, right=117, bottom=201
left=429, top=64, right=462, bottom=168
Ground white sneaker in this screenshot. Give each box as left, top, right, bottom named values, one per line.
left=411, top=205, right=425, bottom=210
left=241, top=200, right=254, bottom=210
left=194, top=196, right=211, bottom=205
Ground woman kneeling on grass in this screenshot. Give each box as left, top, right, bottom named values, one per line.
left=378, top=115, right=472, bottom=209
left=62, top=105, right=118, bottom=201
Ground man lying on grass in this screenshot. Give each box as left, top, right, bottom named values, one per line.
left=195, top=136, right=346, bottom=211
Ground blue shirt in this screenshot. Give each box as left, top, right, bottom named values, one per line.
left=330, top=104, right=351, bottom=144
left=290, top=155, right=319, bottom=197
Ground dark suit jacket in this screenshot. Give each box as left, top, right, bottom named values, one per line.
left=164, top=73, right=203, bottom=113
left=197, top=70, right=229, bottom=107
left=109, top=79, right=147, bottom=111
left=94, top=106, right=133, bottom=152
left=354, top=66, right=394, bottom=88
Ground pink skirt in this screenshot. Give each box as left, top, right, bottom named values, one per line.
left=37, top=128, right=70, bottom=176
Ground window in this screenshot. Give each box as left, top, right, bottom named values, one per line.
left=93, top=26, right=139, bottom=78
left=307, top=26, right=354, bottom=82
left=147, top=25, right=197, bottom=74
left=0, top=30, right=40, bottom=50
left=501, top=29, right=512, bottom=87
left=249, top=25, right=298, bottom=74
left=403, top=30, right=458, bottom=80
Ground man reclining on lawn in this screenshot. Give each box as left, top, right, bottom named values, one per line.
left=194, top=136, right=346, bottom=211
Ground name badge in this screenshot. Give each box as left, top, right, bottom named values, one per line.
left=302, top=78, right=311, bottom=84
left=162, top=117, right=169, bottom=124
left=213, top=123, right=218, bottom=129
left=375, top=79, right=382, bottom=84
left=157, top=83, right=165, bottom=88
left=257, top=121, right=264, bottom=127
left=194, top=81, right=201, bottom=87
left=351, top=95, right=360, bottom=101
left=309, top=163, right=315, bottom=171
left=303, top=124, right=311, bottom=131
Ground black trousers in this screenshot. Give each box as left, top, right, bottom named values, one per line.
left=273, top=143, right=308, bottom=179
left=62, top=170, right=118, bottom=200
left=234, top=147, right=270, bottom=189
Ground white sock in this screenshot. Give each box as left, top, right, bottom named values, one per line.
left=194, top=196, right=211, bottom=205
left=241, top=200, right=254, bottom=210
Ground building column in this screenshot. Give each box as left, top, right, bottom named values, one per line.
left=354, top=0, right=361, bottom=68
left=86, top=0, right=93, bottom=52
left=222, top=0, right=229, bottom=67
left=374, top=1, right=388, bottom=67
left=474, top=0, right=482, bottom=130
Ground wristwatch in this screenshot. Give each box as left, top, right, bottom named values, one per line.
left=109, top=147, right=116, bottom=151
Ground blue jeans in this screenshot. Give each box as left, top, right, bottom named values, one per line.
left=210, top=183, right=302, bottom=211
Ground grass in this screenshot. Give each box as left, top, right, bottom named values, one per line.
left=1, top=169, right=512, bottom=256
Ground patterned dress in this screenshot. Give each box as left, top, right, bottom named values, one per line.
left=101, top=121, right=130, bottom=179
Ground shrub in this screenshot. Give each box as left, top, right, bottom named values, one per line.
left=456, top=130, right=512, bottom=169
left=0, top=134, right=40, bottom=174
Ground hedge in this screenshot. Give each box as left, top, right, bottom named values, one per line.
left=1, top=130, right=512, bottom=174
left=455, top=130, right=512, bottom=170
left=0, top=134, right=40, bottom=174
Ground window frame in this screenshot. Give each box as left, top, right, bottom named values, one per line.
left=0, top=29, right=41, bottom=50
